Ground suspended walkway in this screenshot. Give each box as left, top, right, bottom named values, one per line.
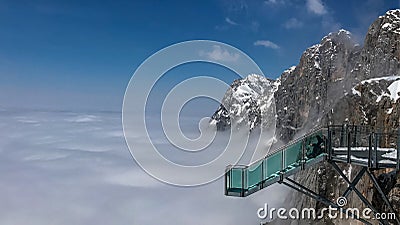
left=224, top=125, right=400, bottom=224
left=225, top=125, right=400, bottom=197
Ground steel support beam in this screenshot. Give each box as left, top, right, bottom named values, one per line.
left=366, top=169, right=400, bottom=225
left=282, top=177, right=372, bottom=225
left=342, top=167, right=366, bottom=198
left=330, top=162, right=389, bottom=225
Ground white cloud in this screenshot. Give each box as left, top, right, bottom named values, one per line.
left=225, top=17, right=238, bottom=25
left=199, top=45, right=240, bottom=62
left=264, top=0, right=285, bottom=5
left=254, top=40, right=280, bottom=50
left=306, top=0, right=327, bottom=15
left=305, top=0, right=341, bottom=32
left=265, top=0, right=277, bottom=4
left=283, top=18, right=304, bottom=29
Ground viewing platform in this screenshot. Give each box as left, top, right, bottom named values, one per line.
left=225, top=125, right=400, bottom=197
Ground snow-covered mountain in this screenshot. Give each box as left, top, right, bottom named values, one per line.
left=211, top=9, right=400, bottom=140
left=211, top=9, right=400, bottom=224
left=209, top=74, right=278, bottom=131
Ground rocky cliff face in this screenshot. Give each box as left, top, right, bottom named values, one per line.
left=333, top=76, right=400, bottom=128
left=275, top=29, right=361, bottom=142
left=211, top=9, right=400, bottom=225
left=295, top=75, right=400, bottom=225
left=284, top=9, right=400, bottom=225
left=357, top=9, right=400, bottom=80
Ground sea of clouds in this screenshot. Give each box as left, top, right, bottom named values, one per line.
left=0, top=109, right=290, bottom=225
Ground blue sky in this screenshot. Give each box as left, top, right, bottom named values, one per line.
left=0, top=0, right=399, bottom=111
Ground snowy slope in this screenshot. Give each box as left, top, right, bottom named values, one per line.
left=210, top=74, right=278, bottom=130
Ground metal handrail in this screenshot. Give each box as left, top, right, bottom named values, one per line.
left=227, top=125, right=325, bottom=169
left=225, top=125, right=400, bottom=198
left=227, top=125, right=399, bottom=170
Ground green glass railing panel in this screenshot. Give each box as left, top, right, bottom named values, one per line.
left=284, top=141, right=302, bottom=167
left=230, top=168, right=243, bottom=189
left=247, top=161, right=262, bottom=189
left=265, top=151, right=282, bottom=178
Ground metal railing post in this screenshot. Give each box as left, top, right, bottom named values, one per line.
left=397, top=129, right=400, bottom=171
left=347, top=130, right=351, bottom=164
left=279, top=151, right=284, bottom=183
left=261, top=160, right=265, bottom=189
left=241, top=168, right=245, bottom=197
left=327, top=126, right=332, bottom=161
left=374, top=133, right=378, bottom=169
left=368, top=134, right=372, bottom=168
left=224, top=170, right=228, bottom=195
left=340, top=124, right=345, bottom=146
left=353, top=126, right=358, bottom=146
left=301, top=139, right=305, bottom=170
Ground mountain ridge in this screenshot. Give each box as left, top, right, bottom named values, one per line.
left=212, top=9, right=400, bottom=225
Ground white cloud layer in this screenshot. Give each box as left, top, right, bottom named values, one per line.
left=254, top=40, right=280, bottom=49
left=0, top=109, right=291, bottom=225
